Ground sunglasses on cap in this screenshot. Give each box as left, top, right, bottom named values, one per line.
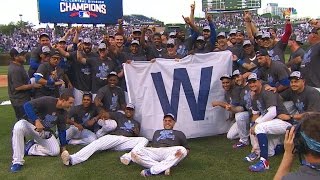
left=167, top=44, right=175, bottom=48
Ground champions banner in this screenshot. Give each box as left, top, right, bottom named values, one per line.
left=38, top=0, right=123, bottom=24
left=124, top=51, right=234, bottom=139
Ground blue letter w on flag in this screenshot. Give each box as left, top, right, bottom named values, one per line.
left=151, top=66, right=213, bottom=121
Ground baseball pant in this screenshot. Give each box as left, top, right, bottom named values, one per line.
left=227, top=111, right=250, bottom=144
left=12, top=120, right=60, bottom=165
left=131, top=146, right=188, bottom=175
left=66, top=125, right=97, bottom=145
left=69, top=135, right=148, bottom=165
left=96, top=119, right=117, bottom=138
left=251, top=119, right=291, bottom=157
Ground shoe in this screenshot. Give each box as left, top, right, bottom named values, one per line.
left=25, top=140, right=35, bottom=155
left=274, top=144, right=284, bottom=155
left=232, top=142, right=248, bottom=149
left=164, top=168, right=170, bottom=176
left=61, top=150, right=71, bottom=166
left=120, top=157, right=130, bottom=165
left=140, top=169, right=153, bottom=177
left=249, top=158, right=269, bottom=172
left=244, top=152, right=260, bottom=162
left=10, top=164, right=23, bottom=173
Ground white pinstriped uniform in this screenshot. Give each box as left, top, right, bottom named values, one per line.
left=227, top=111, right=250, bottom=144
left=12, top=120, right=60, bottom=165
left=131, top=146, right=188, bottom=175
left=66, top=125, right=97, bottom=145
left=68, top=135, right=148, bottom=165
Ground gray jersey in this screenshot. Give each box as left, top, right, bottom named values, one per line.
left=280, top=86, right=320, bottom=113
left=28, top=96, right=67, bottom=131
left=34, top=62, right=64, bottom=98
left=258, top=60, right=290, bottom=87
left=86, top=57, right=118, bottom=93
left=241, top=55, right=259, bottom=73
left=123, top=52, right=147, bottom=61
left=146, top=44, right=167, bottom=60
left=109, top=112, right=140, bottom=137
left=268, top=41, right=287, bottom=63
left=68, top=51, right=94, bottom=91
left=282, top=166, right=320, bottom=180
left=301, top=42, right=320, bottom=88
left=225, top=86, right=242, bottom=106
left=152, top=129, right=189, bottom=149
left=252, top=87, right=288, bottom=115
left=68, top=104, right=99, bottom=131
left=95, top=85, right=126, bottom=112
left=8, top=62, right=31, bottom=106
left=239, top=85, right=252, bottom=111
left=288, top=47, right=305, bottom=71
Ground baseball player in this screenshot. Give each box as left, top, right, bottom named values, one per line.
left=94, top=72, right=126, bottom=112
left=280, top=71, right=320, bottom=120
left=131, top=113, right=189, bottom=177
left=244, top=73, right=291, bottom=172
left=60, top=103, right=148, bottom=166
left=227, top=70, right=252, bottom=148
left=66, top=92, right=117, bottom=143
left=8, top=47, right=41, bottom=120
left=10, top=92, right=74, bottom=173
left=33, top=50, right=65, bottom=98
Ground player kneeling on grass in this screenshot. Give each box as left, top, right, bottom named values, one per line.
left=274, top=112, right=320, bottom=180
left=60, top=103, right=148, bottom=166
left=245, top=73, right=292, bottom=172
left=10, top=92, right=74, bottom=173
left=130, top=113, right=189, bottom=177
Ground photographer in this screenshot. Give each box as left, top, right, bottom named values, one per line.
left=274, top=113, right=320, bottom=180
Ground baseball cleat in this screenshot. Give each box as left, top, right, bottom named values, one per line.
left=140, top=169, right=152, bottom=177
left=25, top=139, right=35, bottom=155
left=10, top=164, right=23, bottom=173
left=249, top=157, right=269, bottom=172
left=164, top=168, right=170, bottom=176
left=244, top=152, right=260, bottom=162
left=61, top=150, right=71, bottom=166
left=120, top=157, right=130, bottom=165
left=232, top=142, right=248, bottom=149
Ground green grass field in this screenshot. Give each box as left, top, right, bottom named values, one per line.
left=0, top=86, right=300, bottom=179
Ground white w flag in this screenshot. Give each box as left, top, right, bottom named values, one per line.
left=124, top=51, right=233, bottom=139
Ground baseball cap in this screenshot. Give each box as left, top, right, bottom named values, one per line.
left=236, top=30, right=244, bottom=35
left=243, top=39, right=252, bottom=47
left=256, top=49, right=270, bottom=57
left=196, top=36, right=205, bottom=41
left=229, top=29, right=237, bottom=35
left=58, top=38, right=66, bottom=43
left=289, top=71, right=304, bottom=80
left=262, top=32, right=271, bottom=39
left=126, top=103, right=135, bottom=110
left=131, top=40, right=140, bottom=45
left=203, top=25, right=210, bottom=31
left=289, top=34, right=303, bottom=45
left=255, top=31, right=263, bottom=38
left=219, top=74, right=232, bottom=80
left=9, top=47, right=26, bottom=58
left=232, top=69, right=241, bottom=77
left=98, top=43, right=107, bottom=49
left=167, top=38, right=175, bottom=45
left=83, top=38, right=92, bottom=44
left=164, top=113, right=176, bottom=121
left=247, top=73, right=259, bottom=82
left=49, top=50, right=61, bottom=58
left=169, top=31, right=176, bottom=37
left=217, top=32, right=226, bottom=38
left=133, top=28, right=142, bottom=33
left=39, top=33, right=50, bottom=39
left=107, top=71, right=118, bottom=78
left=41, top=46, right=51, bottom=54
